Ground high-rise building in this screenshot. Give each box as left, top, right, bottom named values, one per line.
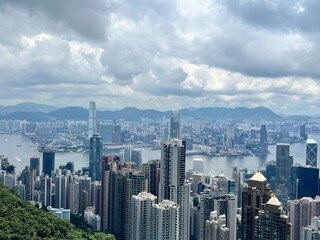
left=68, top=177, right=79, bottom=214
left=142, top=159, right=160, bottom=199
left=43, top=150, right=55, bottom=177
left=152, top=200, right=180, bottom=240
left=40, top=175, right=52, bottom=207
left=288, top=196, right=320, bottom=240
left=276, top=143, right=293, bottom=186
left=170, top=110, right=180, bottom=139
left=159, top=139, right=190, bottom=240
left=89, top=134, right=102, bottom=182
left=88, top=101, right=97, bottom=139
left=113, top=125, right=121, bottom=144
left=241, top=172, right=273, bottom=240
left=260, top=124, right=267, bottom=146
left=54, top=172, right=68, bottom=209
left=205, top=211, right=230, bottom=240
left=131, top=149, right=142, bottom=169
left=290, top=164, right=319, bottom=200
left=124, top=171, right=147, bottom=240
left=306, top=139, right=317, bottom=167
left=100, top=124, right=114, bottom=144
left=254, top=195, right=291, bottom=240
left=301, top=216, right=320, bottom=240
left=30, top=156, right=40, bottom=177
left=20, top=166, right=35, bottom=201
left=131, top=192, right=157, bottom=240
left=300, top=124, right=307, bottom=140
left=79, top=175, right=92, bottom=215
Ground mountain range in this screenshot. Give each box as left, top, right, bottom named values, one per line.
left=0, top=102, right=315, bottom=122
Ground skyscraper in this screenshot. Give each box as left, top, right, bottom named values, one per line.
left=170, top=110, right=180, bottom=139
left=142, top=159, right=160, bottom=198
left=89, top=134, right=102, bottom=182
left=30, top=156, right=40, bottom=177
left=88, top=101, right=97, bottom=139
left=54, top=172, right=68, bottom=209
left=20, top=166, right=35, bottom=201
left=288, top=197, right=320, bottom=240
left=260, top=124, right=267, bottom=146
left=306, top=139, right=317, bottom=167
left=40, top=175, right=52, bottom=207
left=43, top=150, right=55, bottom=177
left=152, top=200, right=180, bottom=240
left=241, top=172, right=273, bottom=240
left=276, top=143, right=293, bottom=186
left=131, top=192, right=157, bottom=240
left=254, top=195, right=291, bottom=240
left=159, top=139, right=190, bottom=240
left=290, top=164, right=319, bottom=200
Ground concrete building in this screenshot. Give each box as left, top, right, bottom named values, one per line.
left=301, top=216, right=320, bottom=240
left=241, top=172, right=273, bottom=240
left=40, top=175, right=52, bottom=207
left=288, top=197, right=320, bottom=240
left=205, top=211, right=230, bottom=240
left=159, top=139, right=190, bottom=240
left=131, top=192, right=157, bottom=240
left=47, top=206, right=70, bottom=221
left=152, top=200, right=180, bottom=240
left=254, top=196, right=291, bottom=240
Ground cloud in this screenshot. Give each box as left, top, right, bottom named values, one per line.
left=0, top=0, right=319, bottom=115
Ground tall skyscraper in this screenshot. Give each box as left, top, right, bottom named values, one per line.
left=43, top=150, right=55, bottom=177
left=131, top=192, right=157, bottom=240
left=30, top=156, right=40, bottom=177
left=241, top=172, right=273, bottom=240
left=88, top=101, right=97, bottom=139
left=159, top=139, right=190, bottom=240
left=276, top=143, right=293, bottom=186
left=306, top=139, right=317, bottom=167
left=260, top=124, right=267, bottom=146
left=20, top=166, right=35, bottom=201
left=300, top=124, right=307, bottom=140
left=68, top=176, right=79, bottom=214
left=254, top=195, right=291, bottom=240
left=124, top=171, right=147, bottom=240
left=54, top=172, right=68, bottom=209
left=170, top=110, right=180, bottom=139
left=40, top=175, right=52, bottom=207
left=142, top=159, right=160, bottom=198
left=89, top=134, right=102, bottom=182
left=290, top=164, right=319, bottom=200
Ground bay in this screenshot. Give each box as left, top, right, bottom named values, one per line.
left=0, top=133, right=318, bottom=178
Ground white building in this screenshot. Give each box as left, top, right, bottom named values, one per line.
left=159, top=139, right=190, bottom=240
left=131, top=192, right=157, bottom=240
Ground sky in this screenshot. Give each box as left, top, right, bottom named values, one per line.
left=0, top=0, right=320, bottom=115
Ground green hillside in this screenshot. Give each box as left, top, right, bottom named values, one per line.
left=0, top=184, right=115, bottom=240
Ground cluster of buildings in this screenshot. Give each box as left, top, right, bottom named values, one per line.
left=1, top=101, right=320, bottom=239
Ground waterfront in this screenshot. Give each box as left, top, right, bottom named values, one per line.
left=0, top=133, right=319, bottom=177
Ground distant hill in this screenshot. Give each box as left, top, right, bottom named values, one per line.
left=0, top=105, right=283, bottom=122
left=48, top=106, right=88, bottom=120
left=0, top=183, right=115, bottom=239
left=0, top=102, right=57, bottom=114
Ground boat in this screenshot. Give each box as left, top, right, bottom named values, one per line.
left=17, top=144, right=22, bottom=147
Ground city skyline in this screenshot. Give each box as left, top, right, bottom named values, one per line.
left=0, top=1, right=320, bottom=115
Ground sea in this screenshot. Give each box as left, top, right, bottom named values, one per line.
left=0, top=133, right=319, bottom=177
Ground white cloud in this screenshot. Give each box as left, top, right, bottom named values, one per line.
left=0, top=0, right=319, bottom=115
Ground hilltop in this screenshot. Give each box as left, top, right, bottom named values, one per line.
left=0, top=184, right=115, bottom=240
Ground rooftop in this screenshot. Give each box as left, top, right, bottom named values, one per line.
left=307, top=139, right=317, bottom=144
left=266, top=195, right=282, bottom=207
left=250, top=171, right=267, bottom=182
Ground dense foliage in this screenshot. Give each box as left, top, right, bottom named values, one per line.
left=0, top=184, right=115, bottom=240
